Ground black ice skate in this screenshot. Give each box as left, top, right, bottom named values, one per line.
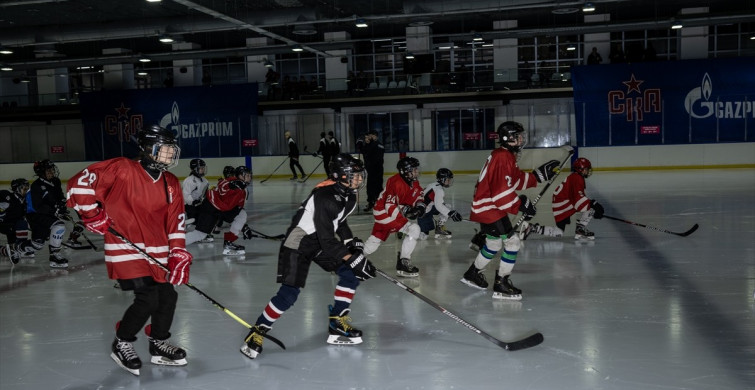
left=469, top=230, right=486, bottom=252
left=149, top=337, right=188, bottom=366
left=460, top=264, right=489, bottom=289
left=111, top=337, right=142, bottom=376
left=521, top=223, right=544, bottom=240
left=198, top=234, right=214, bottom=243
left=492, top=275, right=522, bottom=301
left=327, top=305, right=363, bottom=345
left=240, top=324, right=270, bottom=359
left=396, top=254, right=419, bottom=277
left=62, top=237, right=91, bottom=250
left=434, top=224, right=452, bottom=239
left=49, top=249, right=69, bottom=268
left=1, top=244, right=20, bottom=265
left=222, top=240, right=245, bottom=255
left=574, top=223, right=595, bottom=240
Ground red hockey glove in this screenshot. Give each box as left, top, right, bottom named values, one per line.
left=81, top=209, right=113, bottom=235
left=167, top=248, right=192, bottom=285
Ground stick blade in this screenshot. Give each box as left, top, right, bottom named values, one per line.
left=678, top=223, right=699, bottom=237
left=501, top=332, right=544, bottom=351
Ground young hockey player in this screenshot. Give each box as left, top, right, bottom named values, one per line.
left=362, top=156, right=425, bottom=277
left=417, top=168, right=464, bottom=239
left=285, top=131, right=306, bottom=180
left=184, top=166, right=254, bottom=255
left=183, top=158, right=209, bottom=223
left=26, top=159, right=85, bottom=267
left=66, top=125, right=192, bottom=376
left=0, top=178, right=33, bottom=264
left=549, top=157, right=604, bottom=239
left=240, top=153, right=374, bottom=359
left=460, top=121, right=559, bottom=300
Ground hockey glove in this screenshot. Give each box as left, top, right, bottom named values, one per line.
left=345, top=237, right=364, bottom=251
left=241, top=224, right=254, bottom=240
left=448, top=210, right=463, bottom=222
left=191, top=199, right=203, bottom=207
left=590, top=200, right=604, bottom=219
left=533, top=159, right=560, bottom=183
left=402, top=205, right=425, bottom=220
left=81, top=209, right=113, bottom=235
left=55, top=205, right=70, bottom=220
left=518, top=195, right=537, bottom=221
left=228, top=180, right=247, bottom=190
left=347, top=250, right=376, bottom=281
left=167, top=248, right=192, bottom=285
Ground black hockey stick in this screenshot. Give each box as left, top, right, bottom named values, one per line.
left=108, top=227, right=286, bottom=350
left=260, top=157, right=289, bottom=183
left=249, top=228, right=285, bottom=241
left=603, top=215, right=699, bottom=237
left=375, top=269, right=544, bottom=351
left=511, top=150, right=574, bottom=232
left=299, top=159, right=324, bottom=184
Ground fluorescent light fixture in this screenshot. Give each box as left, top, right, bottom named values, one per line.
left=263, top=59, right=273, bottom=68
left=356, top=18, right=368, bottom=28
left=582, top=2, right=595, bottom=12
left=146, top=0, right=162, bottom=2
left=482, top=43, right=494, bottom=47
left=566, top=46, right=576, bottom=51
left=139, top=57, right=151, bottom=63
left=671, top=23, right=683, bottom=29
left=20, top=77, right=31, bottom=83
left=291, top=45, right=304, bottom=52
left=0, top=65, right=12, bottom=71
left=137, top=70, right=149, bottom=76
left=159, top=34, right=174, bottom=43
left=0, top=46, right=12, bottom=55
left=750, top=35, right=755, bottom=40
left=473, top=34, right=483, bottom=41
left=405, top=53, right=415, bottom=59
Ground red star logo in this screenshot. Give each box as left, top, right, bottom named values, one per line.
left=115, top=103, right=130, bottom=118
left=622, top=74, right=644, bottom=94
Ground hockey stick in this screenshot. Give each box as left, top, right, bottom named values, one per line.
left=61, top=214, right=98, bottom=251
left=603, top=215, right=699, bottom=237
left=511, top=150, right=574, bottom=232
left=375, top=269, right=544, bottom=351
left=260, top=157, right=289, bottom=183
left=299, top=159, right=324, bottom=184
left=108, top=227, right=286, bottom=350
left=249, top=228, right=285, bottom=241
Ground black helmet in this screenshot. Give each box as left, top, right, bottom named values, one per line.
left=235, top=166, right=251, bottom=179
left=138, top=125, right=180, bottom=171
left=396, top=156, right=420, bottom=184
left=33, top=159, right=58, bottom=178
left=329, top=153, right=366, bottom=193
left=497, top=121, right=526, bottom=153
left=436, top=168, right=454, bottom=187
left=189, top=158, right=206, bottom=177
left=11, top=178, right=30, bottom=195
left=222, top=165, right=235, bottom=178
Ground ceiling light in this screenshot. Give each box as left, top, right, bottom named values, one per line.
left=750, top=35, right=755, bottom=40
left=137, top=70, right=149, bottom=76
left=566, top=46, right=576, bottom=51
left=263, top=59, right=273, bottom=68
left=291, top=45, right=303, bottom=52
left=20, top=77, right=31, bottom=83
left=405, top=53, right=415, bottom=59
left=356, top=18, right=368, bottom=28
left=0, top=45, right=12, bottom=55
left=473, top=34, right=483, bottom=42
left=146, top=0, right=161, bottom=2
left=582, top=2, right=595, bottom=12
left=1, top=65, right=12, bottom=71
left=671, top=23, right=683, bottom=30
left=139, top=57, right=151, bottom=63
left=159, top=34, right=174, bottom=43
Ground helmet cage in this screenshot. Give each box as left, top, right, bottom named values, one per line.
left=329, top=154, right=366, bottom=193
left=11, top=178, right=30, bottom=196
left=397, top=157, right=420, bottom=183
left=436, top=168, right=454, bottom=188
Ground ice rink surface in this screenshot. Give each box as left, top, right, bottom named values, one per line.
left=1, top=168, right=754, bottom=390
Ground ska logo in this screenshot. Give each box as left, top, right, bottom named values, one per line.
left=104, top=102, right=144, bottom=142
left=607, top=74, right=661, bottom=122
left=684, top=73, right=754, bottom=120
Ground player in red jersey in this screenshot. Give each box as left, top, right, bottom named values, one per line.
left=460, top=121, right=559, bottom=300
left=551, top=157, right=604, bottom=239
left=362, top=156, right=425, bottom=277
left=66, top=125, right=192, bottom=376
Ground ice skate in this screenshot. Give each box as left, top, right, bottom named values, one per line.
left=1, top=244, right=20, bottom=265
left=396, top=254, right=419, bottom=277
left=574, top=223, right=595, bottom=240
left=327, top=305, right=363, bottom=345
left=418, top=232, right=428, bottom=240
left=434, top=224, right=452, bottom=239
left=469, top=230, right=486, bottom=252
left=240, top=324, right=270, bottom=359
left=222, top=240, right=245, bottom=255
left=111, top=337, right=141, bottom=376
left=49, top=250, right=69, bottom=268
left=460, top=264, right=488, bottom=289
left=289, top=175, right=298, bottom=181
left=198, top=234, right=214, bottom=243
left=149, top=337, right=188, bottom=366
left=492, top=275, right=522, bottom=301
left=521, top=223, right=544, bottom=240
left=63, top=237, right=89, bottom=249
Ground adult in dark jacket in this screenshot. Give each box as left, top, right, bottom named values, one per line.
left=285, top=131, right=306, bottom=180
left=361, top=130, right=384, bottom=212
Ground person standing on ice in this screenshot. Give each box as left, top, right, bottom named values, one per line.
left=66, top=125, right=192, bottom=376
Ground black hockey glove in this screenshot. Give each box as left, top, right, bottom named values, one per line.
left=345, top=237, right=364, bottom=251
left=191, top=199, right=203, bottom=207
left=55, top=205, right=70, bottom=220
left=241, top=224, right=254, bottom=240
left=518, top=195, right=537, bottom=221
left=533, top=159, right=560, bottom=183
left=347, top=250, right=376, bottom=281
left=402, top=205, right=425, bottom=220
left=228, top=180, right=248, bottom=190
left=448, top=210, right=463, bottom=222
left=590, top=200, right=604, bottom=219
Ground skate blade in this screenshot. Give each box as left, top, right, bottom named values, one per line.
left=434, top=234, right=452, bottom=239
left=326, top=334, right=363, bottom=345
left=459, top=277, right=488, bottom=290
left=396, top=270, right=419, bottom=278
left=222, top=251, right=245, bottom=256
left=150, top=355, right=187, bottom=366
left=492, top=292, right=522, bottom=301
left=111, top=353, right=140, bottom=376
left=49, top=262, right=69, bottom=268
left=574, top=235, right=595, bottom=240
left=240, top=345, right=260, bottom=359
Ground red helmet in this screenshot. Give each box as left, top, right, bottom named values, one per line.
left=573, top=157, right=592, bottom=177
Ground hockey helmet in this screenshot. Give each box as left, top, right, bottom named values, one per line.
left=33, top=159, right=59, bottom=179
left=222, top=165, right=235, bottom=179
left=11, top=178, right=30, bottom=196
left=497, top=121, right=526, bottom=153
left=436, top=168, right=454, bottom=188
left=329, top=153, right=366, bottom=193
left=573, top=157, right=592, bottom=178
left=396, top=156, right=420, bottom=184
left=189, top=158, right=206, bottom=177
left=235, top=166, right=252, bottom=184
left=137, top=125, right=180, bottom=171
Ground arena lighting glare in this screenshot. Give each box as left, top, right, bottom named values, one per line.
left=159, top=34, right=174, bottom=43
left=671, top=23, right=683, bottom=29
left=582, top=2, right=595, bottom=12
left=356, top=18, right=368, bottom=28
left=291, top=45, right=303, bottom=52
left=0, top=45, right=13, bottom=55
left=405, top=53, right=415, bottom=59
left=1, top=64, right=12, bottom=71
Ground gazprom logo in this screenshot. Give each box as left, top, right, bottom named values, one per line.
left=684, top=73, right=753, bottom=119
left=160, top=101, right=234, bottom=139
